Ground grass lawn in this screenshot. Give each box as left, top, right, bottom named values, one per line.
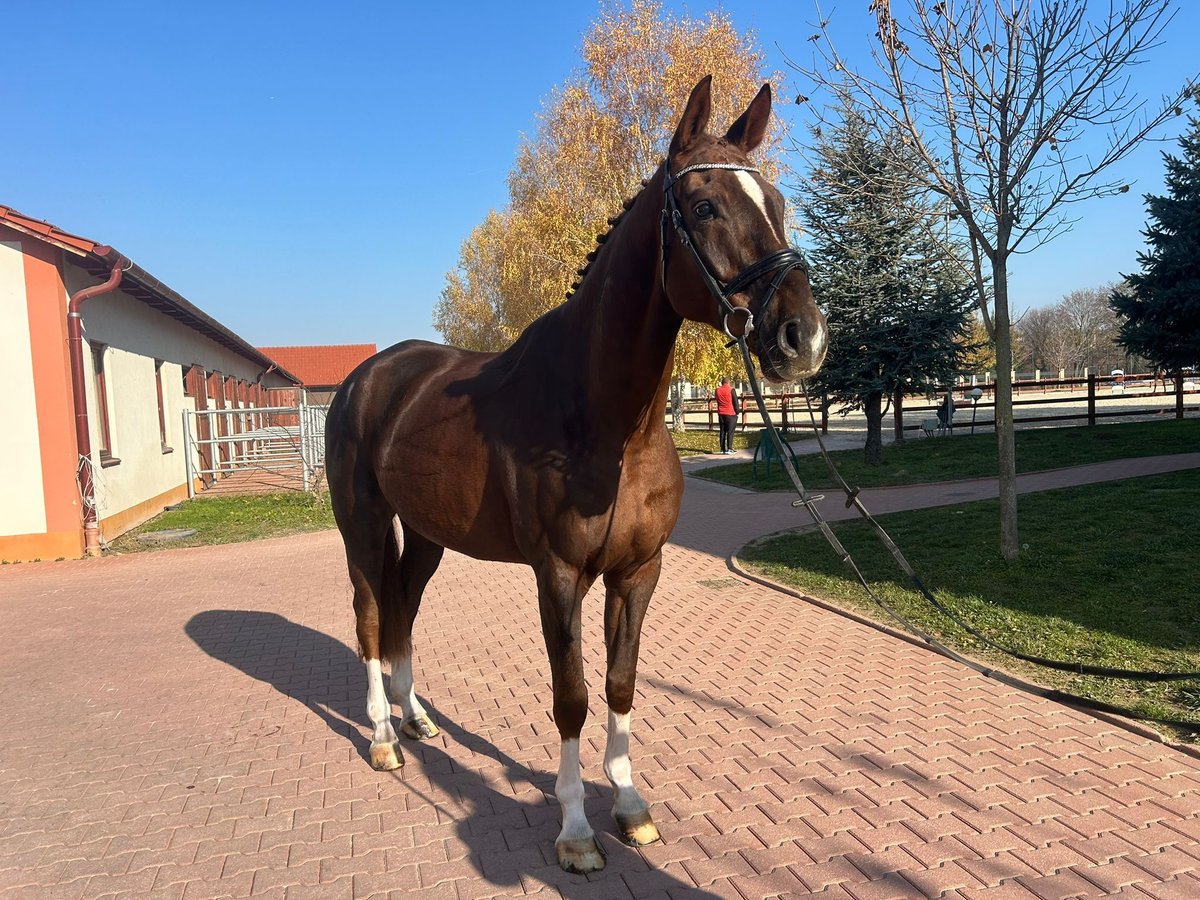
left=671, top=428, right=808, bottom=456
left=738, top=469, right=1200, bottom=739
left=107, top=492, right=336, bottom=554
left=693, top=418, right=1199, bottom=490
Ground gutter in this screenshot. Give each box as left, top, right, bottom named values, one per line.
left=67, top=250, right=129, bottom=556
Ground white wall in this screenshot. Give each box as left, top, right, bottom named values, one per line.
left=0, top=241, right=47, bottom=538
left=63, top=265, right=292, bottom=533
left=64, top=268, right=282, bottom=385
left=81, top=348, right=185, bottom=522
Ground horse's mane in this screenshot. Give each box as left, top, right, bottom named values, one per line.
left=563, top=175, right=655, bottom=302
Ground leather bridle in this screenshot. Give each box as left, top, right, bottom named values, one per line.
left=661, top=162, right=809, bottom=341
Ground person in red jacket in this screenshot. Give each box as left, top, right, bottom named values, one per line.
left=715, top=377, right=740, bottom=454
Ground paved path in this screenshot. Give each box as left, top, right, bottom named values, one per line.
left=2, top=456, right=1200, bottom=899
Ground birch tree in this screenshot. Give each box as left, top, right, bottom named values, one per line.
left=436, top=0, right=784, bottom=417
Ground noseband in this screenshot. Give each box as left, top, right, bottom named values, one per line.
left=661, top=162, right=809, bottom=340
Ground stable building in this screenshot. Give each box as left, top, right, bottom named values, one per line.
left=0, top=204, right=299, bottom=561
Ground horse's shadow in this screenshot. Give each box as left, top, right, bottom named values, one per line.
left=185, top=610, right=718, bottom=898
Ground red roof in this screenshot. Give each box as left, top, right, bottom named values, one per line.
left=1, top=203, right=300, bottom=384
left=258, top=344, right=378, bottom=387
left=0, top=204, right=103, bottom=255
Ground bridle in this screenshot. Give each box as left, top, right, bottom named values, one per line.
left=661, top=161, right=809, bottom=341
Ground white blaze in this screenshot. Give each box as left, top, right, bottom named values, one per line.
left=733, top=170, right=782, bottom=242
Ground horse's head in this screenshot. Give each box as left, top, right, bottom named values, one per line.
left=661, top=76, right=827, bottom=382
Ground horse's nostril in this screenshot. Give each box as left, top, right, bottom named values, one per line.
left=779, top=319, right=802, bottom=358
left=785, top=320, right=802, bottom=355
left=773, top=316, right=827, bottom=373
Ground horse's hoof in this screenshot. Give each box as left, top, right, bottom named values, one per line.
left=615, top=809, right=661, bottom=846
left=369, top=740, right=404, bottom=771
left=556, top=836, right=606, bottom=874
left=401, top=714, right=440, bottom=741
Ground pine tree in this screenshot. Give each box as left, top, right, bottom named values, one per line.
left=799, top=102, right=976, bottom=465
left=1111, top=114, right=1200, bottom=374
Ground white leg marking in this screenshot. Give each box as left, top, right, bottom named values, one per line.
left=734, top=171, right=783, bottom=242
left=604, top=710, right=649, bottom=818
left=366, top=658, right=398, bottom=747
left=556, top=738, right=594, bottom=844
left=388, top=654, right=429, bottom=722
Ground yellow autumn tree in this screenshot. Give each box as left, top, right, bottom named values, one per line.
left=961, top=314, right=995, bottom=376
left=434, top=0, right=786, bottom=397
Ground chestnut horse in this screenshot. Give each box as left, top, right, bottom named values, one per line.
left=325, top=76, right=827, bottom=873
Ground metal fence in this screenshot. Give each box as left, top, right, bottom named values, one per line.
left=181, top=403, right=330, bottom=497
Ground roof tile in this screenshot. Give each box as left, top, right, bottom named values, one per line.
left=257, top=345, right=378, bottom=387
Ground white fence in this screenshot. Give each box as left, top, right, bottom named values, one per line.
left=181, top=403, right=330, bottom=497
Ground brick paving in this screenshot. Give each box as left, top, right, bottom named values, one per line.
left=2, top=455, right=1200, bottom=899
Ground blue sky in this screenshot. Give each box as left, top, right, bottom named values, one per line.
left=4, top=2, right=1197, bottom=348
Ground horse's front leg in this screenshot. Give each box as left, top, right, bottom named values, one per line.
left=535, top=558, right=603, bottom=873
left=602, top=554, right=662, bottom=846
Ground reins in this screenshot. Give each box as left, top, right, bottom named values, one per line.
left=662, top=158, right=1200, bottom=733
left=733, top=336, right=1200, bottom=732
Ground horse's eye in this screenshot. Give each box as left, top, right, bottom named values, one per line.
left=693, top=200, right=715, bottom=220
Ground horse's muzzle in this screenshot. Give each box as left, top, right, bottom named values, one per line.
left=760, top=309, right=827, bottom=382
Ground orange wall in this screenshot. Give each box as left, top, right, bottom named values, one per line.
left=0, top=531, right=83, bottom=563
left=20, top=238, right=80, bottom=540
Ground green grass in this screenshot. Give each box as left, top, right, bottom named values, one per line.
left=108, top=492, right=336, bottom=553
left=693, top=418, right=1199, bottom=490
left=738, top=469, right=1200, bottom=739
left=670, top=428, right=809, bottom=456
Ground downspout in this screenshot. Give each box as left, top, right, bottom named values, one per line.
left=67, top=253, right=129, bottom=556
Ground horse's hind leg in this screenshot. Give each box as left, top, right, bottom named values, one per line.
left=384, top=519, right=444, bottom=740
left=602, top=554, right=662, bottom=847
left=333, top=489, right=405, bottom=771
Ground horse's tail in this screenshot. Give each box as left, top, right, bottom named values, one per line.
left=378, top=516, right=411, bottom=661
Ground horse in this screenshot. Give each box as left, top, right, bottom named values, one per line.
left=324, top=75, right=828, bottom=874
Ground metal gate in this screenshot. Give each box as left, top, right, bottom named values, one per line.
left=181, top=402, right=330, bottom=497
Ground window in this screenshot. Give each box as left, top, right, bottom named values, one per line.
left=90, top=343, right=118, bottom=466
left=155, top=360, right=172, bottom=452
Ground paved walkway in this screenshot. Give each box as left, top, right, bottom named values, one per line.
left=2, top=455, right=1200, bottom=899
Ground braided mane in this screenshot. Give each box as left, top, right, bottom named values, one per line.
left=563, top=177, right=653, bottom=302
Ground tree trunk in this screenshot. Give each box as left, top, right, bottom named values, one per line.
left=864, top=391, right=884, bottom=466
left=992, top=255, right=1020, bottom=560
left=893, top=385, right=905, bottom=442
left=670, top=377, right=684, bottom=432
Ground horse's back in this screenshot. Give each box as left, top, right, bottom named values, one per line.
left=326, top=340, right=524, bottom=560
left=329, top=341, right=482, bottom=437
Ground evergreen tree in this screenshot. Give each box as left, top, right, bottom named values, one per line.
left=798, top=102, right=976, bottom=465
left=1111, top=114, right=1200, bottom=374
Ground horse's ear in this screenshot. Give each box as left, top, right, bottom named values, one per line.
left=725, top=83, right=772, bottom=152
left=670, top=75, right=713, bottom=157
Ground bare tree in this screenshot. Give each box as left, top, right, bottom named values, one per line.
left=1018, top=284, right=1125, bottom=375
left=792, top=0, right=1196, bottom=559
left=1019, top=305, right=1071, bottom=373
left=1059, top=284, right=1125, bottom=373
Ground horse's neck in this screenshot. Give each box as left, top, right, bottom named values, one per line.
left=554, top=168, right=681, bottom=441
